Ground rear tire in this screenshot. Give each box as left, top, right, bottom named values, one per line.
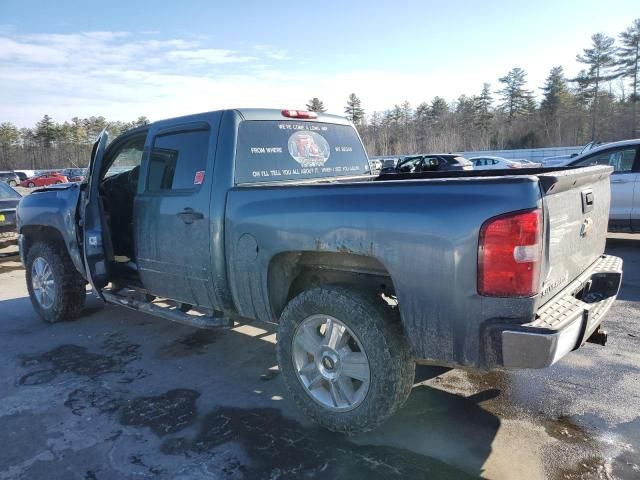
left=26, top=241, right=86, bottom=323
left=277, top=285, right=414, bottom=434
left=9, top=180, right=17, bottom=187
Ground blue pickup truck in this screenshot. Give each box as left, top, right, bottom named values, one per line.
left=16, top=109, right=623, bottom=433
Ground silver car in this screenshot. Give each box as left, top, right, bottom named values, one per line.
left=567, top=139, right=640, bottom=232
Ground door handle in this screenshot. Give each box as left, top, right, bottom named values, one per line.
left=177, top=207, right=204, bottom=224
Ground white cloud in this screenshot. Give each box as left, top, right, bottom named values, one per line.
left=0, top=29, right=620, bottom=128
left=0, top=37, right=68, bottom=64
left=166, top=48, right=255, bottom=65
left=253, top=44, right=290, bottom=61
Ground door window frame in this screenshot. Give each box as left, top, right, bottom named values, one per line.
left=140, top=121, right=211, bottom=196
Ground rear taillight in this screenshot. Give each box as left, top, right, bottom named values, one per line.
left=281, top=109, right=318, bottom=119
left=478, top=209, right=542, bottom=297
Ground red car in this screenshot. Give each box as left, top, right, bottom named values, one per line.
left=20, top=172, right=69, bottom=188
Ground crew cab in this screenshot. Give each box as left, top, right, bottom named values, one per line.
left=16, top=109, right=623, bottom=433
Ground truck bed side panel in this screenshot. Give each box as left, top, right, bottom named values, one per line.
left=225, top=177, right=542, bottom=366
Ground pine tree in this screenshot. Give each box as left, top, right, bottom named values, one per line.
left=474, top=83, right=493, bottom=132
left=541, top=66, right=571, bottom=117
left=576, top=33, right=617, bottom=140
left=69, top=117, right=88, bottom=144
left=35, top=114, right=57, bottom=147
left=616, top=19, right=640, bottom=136
left=305, top=97, right=327, bottom=113
left=400, top=101, right=413, bottom=124
left=428, top=96, right=449, bottom=126
left=415, top=102, right=430, bottom=123
left=456, top=95, right=476, bottom=126
left=0, top=122, right=19, bottom=147
left=388, top=104, right=403, bottom=124
left=0, top=122, right=19, bottom=170
left=497, top=68, right=533, bottom=118
left=540, top=66, right=573, bottom=144
left=83, top=116, right=108, bottom=141
left=344, top=93, right=365, bottom=123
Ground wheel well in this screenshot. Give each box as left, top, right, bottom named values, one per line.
left=21, top=225, right=66, bottom=259
left=267, top=251, right=396, bottom=319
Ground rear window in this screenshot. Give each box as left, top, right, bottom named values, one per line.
left=235, top=121, right=370, bottom=184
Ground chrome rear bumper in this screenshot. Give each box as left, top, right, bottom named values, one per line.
left=502, top=255, right=622, bottom=368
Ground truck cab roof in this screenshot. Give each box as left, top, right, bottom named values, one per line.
left=149, top=108, right=351, bottom=130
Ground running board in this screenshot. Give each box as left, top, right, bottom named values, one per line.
left=102, top=291, right=233, bottom=330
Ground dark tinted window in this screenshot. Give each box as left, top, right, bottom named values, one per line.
left=147, top=130, right=209, bottom=191
left=235, top=121, right=370, bottom=184
left=573, top=147, right=637, bottom=172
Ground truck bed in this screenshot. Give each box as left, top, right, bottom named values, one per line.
left=226, top=164, right=613, bottom=368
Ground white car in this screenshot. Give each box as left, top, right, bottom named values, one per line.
left=469, top=156, right=523, bottom=170
left=565, top=139, right=640, bottom=232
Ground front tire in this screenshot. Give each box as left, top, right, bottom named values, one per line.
left=9, top=180, right=17, bottom=187
left=277, top=285, right=414, bottom=434
left=26, top=241, right=86, bottom=323
left=28, top=182, right=35, bottom=187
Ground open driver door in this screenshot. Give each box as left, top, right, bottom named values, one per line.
left=82, top=129, right=112, bottom=300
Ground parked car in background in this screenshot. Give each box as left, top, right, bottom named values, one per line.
left=0, top=181, right=21, bottom=247
left=14, top=170, right=36, bottom=181
left=384, top=154, right=473, bottom=173
left=14, top=171, right=28, bottom=183
left=543, top=141, right=603, bottom=167
left=566, top=139, right=640, bottom=232
left=63, top=168, right=88, bottom=182
left=0, top=171, right=20, bottom=187
left=380, top=158, right=399, bottom=169
left=513, top=158, right=543, bottom=167
left=368, top=158, right=382, bottom=173
left=20, top=172, right=69, bottom=188
left=368, top=156, right=401, bottom=174
left=469, top=156, right=523, bottom=170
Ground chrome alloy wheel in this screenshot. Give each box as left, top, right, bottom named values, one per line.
left=292, top=314, right=371, bottom=411
left=31, top=257, right=56, bottom=309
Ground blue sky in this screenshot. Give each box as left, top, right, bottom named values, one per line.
left=1, top=0, right=638, bottom=126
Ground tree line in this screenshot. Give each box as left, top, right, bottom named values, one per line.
left=317, top=19, right=640, bottom=156
left=0, top=115, right=150, bottom=170
left=1, top=19, right=638, bottom=170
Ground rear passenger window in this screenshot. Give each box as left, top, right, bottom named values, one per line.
left=147, top=130, right=209, bottom=191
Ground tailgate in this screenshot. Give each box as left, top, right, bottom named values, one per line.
left=538, top=165, right=613, bottom=305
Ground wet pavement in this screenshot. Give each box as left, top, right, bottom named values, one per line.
left=0, top=235, right=639, bottom=479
